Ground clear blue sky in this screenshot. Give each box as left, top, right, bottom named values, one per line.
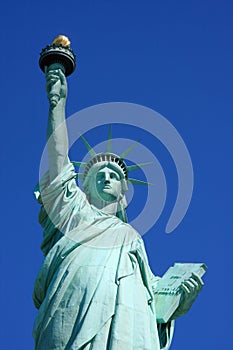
left=1, top=0, right=232, bottom=349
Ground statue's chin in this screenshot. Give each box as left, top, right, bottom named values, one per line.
left=99, top=189, right=117, bottom=203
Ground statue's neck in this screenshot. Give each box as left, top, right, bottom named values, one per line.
left=90, top=198, right=118, bottom=216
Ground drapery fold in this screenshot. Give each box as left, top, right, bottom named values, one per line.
left=33, top=162, right=174, bottom=349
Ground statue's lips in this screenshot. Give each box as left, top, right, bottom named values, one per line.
left=103, top=185, right=112, bottom=190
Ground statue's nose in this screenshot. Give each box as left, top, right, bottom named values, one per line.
left=104, top=173, right=110, bottom=183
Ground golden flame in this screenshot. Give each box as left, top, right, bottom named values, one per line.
left=52, top=35, right=71, bottom=48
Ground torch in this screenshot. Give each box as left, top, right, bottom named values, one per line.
left=39, top=35, right=76, bottom=108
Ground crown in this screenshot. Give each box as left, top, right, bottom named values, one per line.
left=72, top=126, right=153, bottom=186
left=83, top=153, right=128, bottom=181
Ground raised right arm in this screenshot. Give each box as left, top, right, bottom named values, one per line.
left=37, top=68, right=94, bottom=254
left=45, top=68, right=70, bottom=182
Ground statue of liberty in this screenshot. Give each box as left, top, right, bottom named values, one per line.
left=33, top=36, right=204, bottom=350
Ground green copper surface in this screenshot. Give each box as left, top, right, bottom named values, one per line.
left=33, top=54, right=204, bottom=349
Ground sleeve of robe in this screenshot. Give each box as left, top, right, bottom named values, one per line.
left=34, top=161, right=93, bottom=256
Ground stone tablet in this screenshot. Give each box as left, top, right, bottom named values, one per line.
left=154, top=263, right=207, bottom=323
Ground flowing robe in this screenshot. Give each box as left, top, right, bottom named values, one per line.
left=33, top=162, right=174, bottom=350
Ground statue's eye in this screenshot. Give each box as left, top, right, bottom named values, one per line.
left=110, top=172, right=119, bottom=180
left=96, top=173, right=104, bottom=182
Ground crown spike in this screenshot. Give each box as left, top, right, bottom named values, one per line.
left=120, top=140, right=140, bottom=159
left=128, top=178, right=154, bottom=186
left=106, top=125, right=112, bottom=153
left=127, top=162, right=153, bottom=172
left=72, top=161, right=87, bottom=168
left=80, top=134, right=96, bottom=157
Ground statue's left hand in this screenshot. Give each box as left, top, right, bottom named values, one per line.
left=170, top=273, right=204, bottom=319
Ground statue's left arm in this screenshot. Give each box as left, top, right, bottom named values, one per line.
left=139, top=240, right=203, bottom=348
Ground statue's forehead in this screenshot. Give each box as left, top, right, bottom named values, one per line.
left=96, top=165, right=120, bottom=174
left=87, top=161, right=123, bottom=175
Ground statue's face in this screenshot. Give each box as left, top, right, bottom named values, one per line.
left=95, top=166, right=122, bottom=202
